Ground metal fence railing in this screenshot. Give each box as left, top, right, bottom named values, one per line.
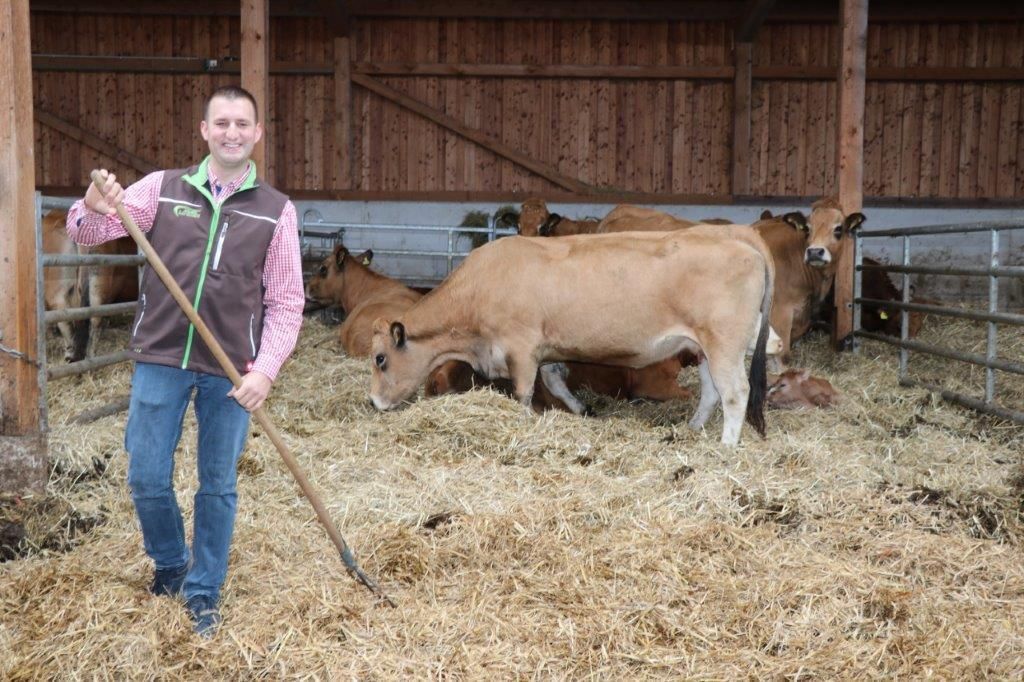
left=300, top=209, right=517, bottom=288
left=854, top=220, right=1024, bottom=424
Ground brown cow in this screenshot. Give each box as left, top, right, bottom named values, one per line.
left=595, top=202, right=864, bottom=366
left=816, top=256, right=927, bottom=339
left=516, top=198, right=598, bottom=237
left=596, top=204, right=698, bottom=233
left=369, top=226, right=777, bottom=445
left=306, top=245, right=422, bottom=357
left=308, top=245, right=692, bottom=408
left=41, top=210, right=84, bottom=362
left=80, top=237, right=139, bottom=357
left=304, top=246, right=563, bottom=408
left=756, top=198, right=864, bottom=364
left=767, top=369, right=841, bottom=409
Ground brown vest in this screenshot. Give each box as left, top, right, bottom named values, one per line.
left=128, top=159, right=289, bottom=377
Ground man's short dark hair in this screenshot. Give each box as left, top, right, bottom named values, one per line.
left=204, top=86, right=260, bottom=122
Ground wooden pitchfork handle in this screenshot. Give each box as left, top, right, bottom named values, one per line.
left=90, top=170, right=395, bottom=607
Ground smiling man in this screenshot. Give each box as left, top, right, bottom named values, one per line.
left=65, top=86, right=305, bottom=638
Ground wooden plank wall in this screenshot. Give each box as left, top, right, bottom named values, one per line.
left=31, top=13, right=1024, bottom=200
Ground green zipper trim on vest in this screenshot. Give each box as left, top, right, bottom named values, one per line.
left=178, top=157, right=259, bottom=370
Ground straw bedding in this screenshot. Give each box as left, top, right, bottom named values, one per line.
left=2, top=311, right=1022, bottom=679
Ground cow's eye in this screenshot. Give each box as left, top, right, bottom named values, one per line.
left=375, top=353, right=387, bottom=370
left=833, top=225, right=843, bottom=239
left=318, top=265, right=327, bottom=277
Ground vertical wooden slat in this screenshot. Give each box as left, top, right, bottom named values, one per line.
left=899, top=24, right=922, bottom=198
left=0, top=0, right=45, bottom=493
left=958, top=23, right=980, bottom=198
left=732, top=41, right=752, bottom=196
left=996, top=23, right=1022, bottom=198
left=483, top=20, right=502, bottom=191
left=879, top=25, right=901, bottom=197
left=241, top=0, right=270, bottom=179
left=792, top=23, right=809, bottom=196
left=918, top=22, right=941, bottom=198
left=669, top=20, right=690, bottom=193
left=805, top=25, right=828, bottom=196
left=834, top=0, right=867, bottom=347
left=333, top=32, right=353, bottom=190
left=976, top=24, right=1002, bottom=198
left=594, top=20, right=615, bottom=190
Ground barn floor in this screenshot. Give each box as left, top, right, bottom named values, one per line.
left=2, top=315, right=1023, bottom=679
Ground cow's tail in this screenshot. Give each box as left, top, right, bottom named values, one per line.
left=745, top=243, right=773, bottom=438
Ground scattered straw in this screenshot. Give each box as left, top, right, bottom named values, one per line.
left=2, top=312, right=1022, bottom=679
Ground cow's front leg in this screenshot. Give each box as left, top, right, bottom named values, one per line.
left=539, top=363, right=588, bottom=415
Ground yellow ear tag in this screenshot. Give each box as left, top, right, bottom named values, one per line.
left=879, top=311, right=889, bottom=320
left=362, top=258, right=370, bottom=266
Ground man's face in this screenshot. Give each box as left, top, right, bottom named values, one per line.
left=200, top=95, right=263, bottom=172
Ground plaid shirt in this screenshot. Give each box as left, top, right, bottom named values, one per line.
left=67, top=165, right=304, bottom=381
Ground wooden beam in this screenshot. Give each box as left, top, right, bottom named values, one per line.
left=755, top=65, right=1024, bottom=82
left=333, top=36, right=353, bottom=190
left=0, top=0, right=46, bottom=494
left=35, top=109, right=159, bottom=175
left=241, top=0, right=270, bottom=180
left=28, top=0, right=1024, bottom=21
left=31, top=55, right=1024, bottom=83
left=735, top=0, right=776, bottom=42
left=834, top=0, right=867, bottom=350
left=356, top=63, right=735, bottom=80
left=351, top=73, right=594, bottom=194
left=732, top=42, right=752, bottom=195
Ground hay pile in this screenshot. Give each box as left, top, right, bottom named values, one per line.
left=2, top=314, right=1023, bottom=679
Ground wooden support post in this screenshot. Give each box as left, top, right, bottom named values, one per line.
left=0, top=0, right=46, bottom=495
left=834, top=0, right=868, bottom=348
left=732, top=42, right=752, bottom=196
left=241, top=0, right=270, bottom=180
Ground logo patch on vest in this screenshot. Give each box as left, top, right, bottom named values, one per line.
left=173, top=205, right=201, bottom=219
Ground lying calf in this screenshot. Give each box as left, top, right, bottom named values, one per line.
left=767, top=369, right=841, bottom=409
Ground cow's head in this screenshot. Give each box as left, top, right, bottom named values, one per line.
left=369, top=318, right=431, bottom=410
left=803, top=198, right=865, bottom=268
left=305, top=245, right=373, bottom=305
left=518, top=198, right=550, bottom=237
left=538, top=212, right=562, bottom=237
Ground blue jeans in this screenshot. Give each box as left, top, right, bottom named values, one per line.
left=125, top=362, right=251, bottom=602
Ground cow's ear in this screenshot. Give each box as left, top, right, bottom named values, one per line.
left=760, top=209, right=774, bottom=220
left=335, top=245, right=349, bottom=269
left=539, top=213, right=561, bottom=237
left=356, top=249, right=373, bottom=266
left=782, top=211, right=809, bottom=231
left=390, top=321, right=406, bottom=349
left=843, top=212, right=866, bottom=233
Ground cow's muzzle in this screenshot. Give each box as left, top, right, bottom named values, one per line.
left=804, top=247, right=830, bottom=267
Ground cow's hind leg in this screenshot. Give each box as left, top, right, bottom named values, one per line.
left=509, top=355, right=541, bottom=415
left=704, top=349, right=751, bottom=446
left=539, top=363, right=588, bottom=415
left=688, top=359, right=720, bottom=431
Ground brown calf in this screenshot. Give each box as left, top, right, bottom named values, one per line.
left=767, top=369, right=841, bottom=409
